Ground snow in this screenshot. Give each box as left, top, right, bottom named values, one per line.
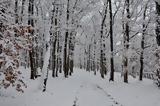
left=0, top=68, right=160, bottom=106
left=46, top=13, right=49, bottom=17
left=116, top=41, right=121, bottom=46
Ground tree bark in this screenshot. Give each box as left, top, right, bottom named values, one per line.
left=156, top=2, right=160, bottom=46
left=108, top=0, right=115, bottom=81
left=100, top=2, right=108, bottom=78
left=52, top=35, right=57, bottom=77
left=42, top=42, right=51, bottom=92
left=139, top=3, right=148, bottom=81
left=63, top=0, right=70, bottom=78
left=20, top=0, right=25, bottom=23
left=155, top=1, right=160, bottom=87
left=124, top=0, right=130, bottom=83
left=15, top=0, right=18, bottom=24
left=28, top=0, right=36, bottom=79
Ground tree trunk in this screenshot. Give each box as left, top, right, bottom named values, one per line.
left=124, top=0, right=130, bottom=83
left=139, top=3, right=148, bottom=81
left=108, top=0, right=115, bottom=81
left=20, top=0, right=25, bottom=23
left=42, top=42, right=51, bottom=92
left=156, top=2, right=160, bottom=46
left=63, top=0, right=70, bottom=78
left=52, top=35, right=57, bottom=77
left=15, top=0, right=18, bottom=24
left=100, top=2, right=108, bottom=78
left=87, top=44, right=91, bottom=72
left=28, top=0, right=36, bottom=79
left=93, top=37, right=96, bottom=75
left=155, top=1, right=160, bottom=87
left=69, top=10, right=76, bottom=75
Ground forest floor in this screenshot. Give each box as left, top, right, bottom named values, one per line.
left=0, top=68, right=160, bottom=106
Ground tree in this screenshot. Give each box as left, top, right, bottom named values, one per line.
left=100, top=1, right=108, bottom=78
left=20, top=0, right=26, bottom=23
left=28, top=0, right=36, bottom=79
left=51, top=3, right=57, bottom=78
left=139, top=1, right=150, bottom=81
left=108, top=0, right=115, bottom=81
left=14, top=0, right=18, bottom=24
left=63, top=0, right=70, bottom=78
left=123, top=0, right=130, bottom=83
left=41, top=20, right=51, bottom=92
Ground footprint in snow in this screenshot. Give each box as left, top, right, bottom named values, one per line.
left=95, top=85, right=124, bottom=106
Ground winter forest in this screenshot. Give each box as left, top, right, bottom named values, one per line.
left=1, top=0, right=160, bottom=106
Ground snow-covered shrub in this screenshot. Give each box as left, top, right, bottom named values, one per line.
left=0, top=24, right=30, bottom=92
left=0, top=0, right=32, bottom=92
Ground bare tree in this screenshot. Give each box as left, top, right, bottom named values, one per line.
left=28, top=0, right=36, bottom=79
left=123, top=0, right=130, bottom=83
left=63, top=0, right=70, bottom=78
left=108, top=0, right=115, bottom=81
left=100, top=2, right=108, bottom=78
left=139, top=1, right=150, bottom=81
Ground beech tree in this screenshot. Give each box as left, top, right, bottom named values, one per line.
left=0, top=0, right=28, bottom=92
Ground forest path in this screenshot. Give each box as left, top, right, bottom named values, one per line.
left=71, top=80, right=124, bottom=106
left=44, top=69, right=124, bottom=106
left=0, top=68, right=160, bottom=106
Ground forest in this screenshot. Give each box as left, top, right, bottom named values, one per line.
left=0, top=0, right=160, bottom=106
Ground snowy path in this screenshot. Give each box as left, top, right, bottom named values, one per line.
left=0, top=68, right=160, bottom=106
left=70, top=80, right=123, bottom=106
left=44, top=69, right=124, bottom=106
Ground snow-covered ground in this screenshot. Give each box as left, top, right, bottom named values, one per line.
left=0, top=68, right=160, bottom=106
